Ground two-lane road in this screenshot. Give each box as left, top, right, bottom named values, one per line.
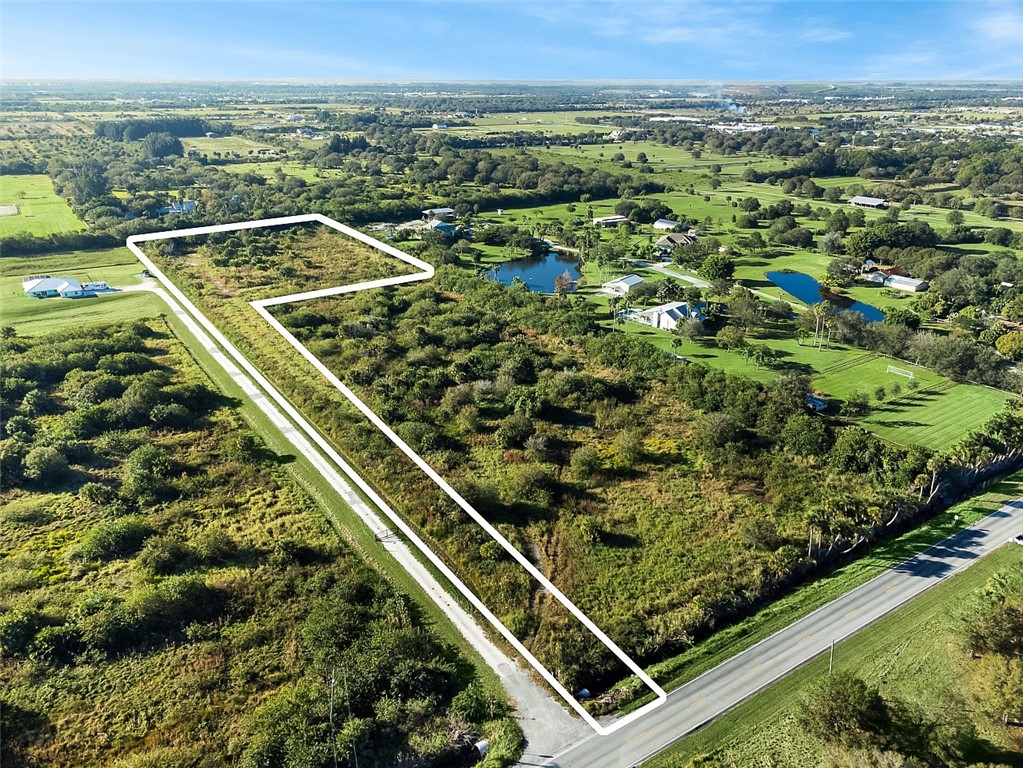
left=544, top=500, right=1023, bottom=768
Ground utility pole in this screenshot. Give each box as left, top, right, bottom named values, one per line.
left=829, top=639, right=835, bottom=675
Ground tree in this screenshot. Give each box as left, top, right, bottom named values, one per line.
left=715, top=325, right=746, bottom=351
left=972, top=655, right=1023, bottom=725
left=995, top=331, right=1023, bottom=361
left=946, top=209, right=965, bottom=226
left=141, top=131, right=184, bottom=159
left=122, top=444, right=173, bottom=503
left=698, top=252, right=735, bottom=282
left=801, top=673, right=892, bottom=750
left=820, top=232, right=846, bottom=256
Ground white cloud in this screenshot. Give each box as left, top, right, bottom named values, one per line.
left=801, top=26, right=852, bottom=43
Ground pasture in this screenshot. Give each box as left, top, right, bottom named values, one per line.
left=181, top=135, right=277, bottom=156
left=0, top=174, right=86, bottom=237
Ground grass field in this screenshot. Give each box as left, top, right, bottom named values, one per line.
left=0, top=247, right=160, bottom=334
left=648, top=541, right=1023, bottom=767
left=218, top=159, right=345, bottom=183
left=181, top=135, right=277, bottom=155
left=0, top=174, right=86, bottom=237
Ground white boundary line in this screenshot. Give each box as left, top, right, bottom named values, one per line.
left=126, top=213, right=667, bottom=736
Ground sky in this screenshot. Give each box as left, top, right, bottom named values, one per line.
left=3, top=0, right=1022, bottom=82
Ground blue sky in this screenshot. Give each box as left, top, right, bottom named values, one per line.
left=3, top=1, right=1022, bottom=82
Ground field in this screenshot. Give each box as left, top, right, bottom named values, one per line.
left=0, top=174, right=86, bottom=237
left=180, top=135, right=277, bottom=156
left=218, top=159, right=345, bottom=183
left=648, top=540, right=1023, bottom=767
left=0, top=247, right=161, bottom=334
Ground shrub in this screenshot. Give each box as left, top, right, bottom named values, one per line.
left=75, top=516, right=153, bottom=561
left=495, top=412, right=534, bottom=449
left=121, top=444, right=173, bottom=502
left=136, top=535, right=192, bottom=575
left=23, top=446, right=69, bottom=484
left=191, top=527, right=237, bottom=564
left=0, top=609, right=42, bottom=657
left=570, top=445, right=601, bottom=479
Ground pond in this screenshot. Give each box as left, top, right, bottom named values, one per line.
left=767, top=271, right=885, bottom=323
left=486, top=251, right=582, bottom=293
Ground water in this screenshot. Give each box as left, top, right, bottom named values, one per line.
left=487, top=252, right=582, bottom=293
left=766, top=271, right=885, bottom=323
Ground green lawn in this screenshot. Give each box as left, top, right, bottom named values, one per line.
left=218, top=160, right=344, bottom=183
left=647, top=541, right=1023, bottom=767
left=0, top=174, right=86, bottom=237
left=0, top=247, right=160, bottom=334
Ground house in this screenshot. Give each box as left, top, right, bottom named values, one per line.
left=653, top=218, right=680, bottom=230
left=593, top=214, right=629, bottom=228
left=156, top=201, right=197, bottom=216
left=422, top=207, right=456, bottom=222
left=426, top=219, right=456, bottom=236
left=849, top=196, right=888, bottom=209
left=626, top=301, right=706, bottom=331
left=431, top=123, right=448, bottom=130
left=655, top=231, right=698, bottom=256
left=805, top=394, right=829, bottom=413
left=22, top=275, right=88, bottom=298
left=863, top=272, right=928, bottom=292
left=602, top=274, right=644, bottom=296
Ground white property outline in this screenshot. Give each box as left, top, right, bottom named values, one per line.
left=126, top=213, right=667, bottom=735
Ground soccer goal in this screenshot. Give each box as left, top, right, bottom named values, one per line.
left=886, top=364, right=915, bottom=380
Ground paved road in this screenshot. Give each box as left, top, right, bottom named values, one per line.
left=543, top=499, right=1023, bottom=767
left=130, top=280, right=590, bottom=757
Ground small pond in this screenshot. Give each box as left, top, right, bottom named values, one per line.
left=487, top=251, right=582, bottom=293
left=767, top=270, right=885, bottom=323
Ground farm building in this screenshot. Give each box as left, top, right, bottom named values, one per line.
left=625, top=301, right=706, bottom=331
left=653, top=218, right=680, bottom=230
left=22, top=275, right=89, bottom=298
left=602, top=274, right=644, bottom=296
left=593, top=214, right=629, bottom=227
left=863, top=272, right=929, bottom=292
left=422, top=207, right=456, bottom=221
left=849, top=196, right=888, bottom=209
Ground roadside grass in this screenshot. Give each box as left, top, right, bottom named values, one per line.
left=646, top=542, right=1023, bottom=768
left=0, top=174, right=86, bottom=237
left=629, top=471, right=1023, bottom=713
left=0, top=247, right=163, bottom=333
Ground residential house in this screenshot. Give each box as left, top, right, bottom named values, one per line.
left=156, top=201, right=197, bottom=216
left=22, top=275, right=89, bottom=298
left=426, top=219, right=457, bottom=236
left=626, top=301, right=706, bottom=331
left=601, top=274, right=644, bottom=296
left=655, top=231, right=698, bottom=257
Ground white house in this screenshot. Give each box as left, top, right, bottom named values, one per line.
left=593, top=214, right=629, bottom=228
left=653, top=218, right=680, bottom=231
left=655, top=231, right=698, bottom=256
left=863, top=272, right=928, bottom=292
left=22, top=275, right=89, bottom=298
left=602, top=274, right=644, bottom=296
left=626, top=301, right=706, bottom=331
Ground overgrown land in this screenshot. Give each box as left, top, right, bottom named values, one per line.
left=0, top=320, right=518, bottom=767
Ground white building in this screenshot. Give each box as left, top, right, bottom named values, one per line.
left=849, top=196, right=888, bottom=209
left=863, top=273, right=928, bottom=292
left=626, top=301, right=706, bottom=331
left=601, top=274, right=644, bottom=296
left=593, top=214, right=629, bottom=228
left=653, top=218, right=680, bottom=231
left=22, top=275, right=88, bottom=298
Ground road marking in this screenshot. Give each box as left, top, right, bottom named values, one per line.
left=747, top=663, right=760, bottom=674
left=885, top=585, right=900, bottom=594
left=626, top=731, right=647, bottom=744
left=843, top=609, right=857, bottom=618
left=796, top=635, right=812, bottom=645
left=689, top=695, right=706, bottom=708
